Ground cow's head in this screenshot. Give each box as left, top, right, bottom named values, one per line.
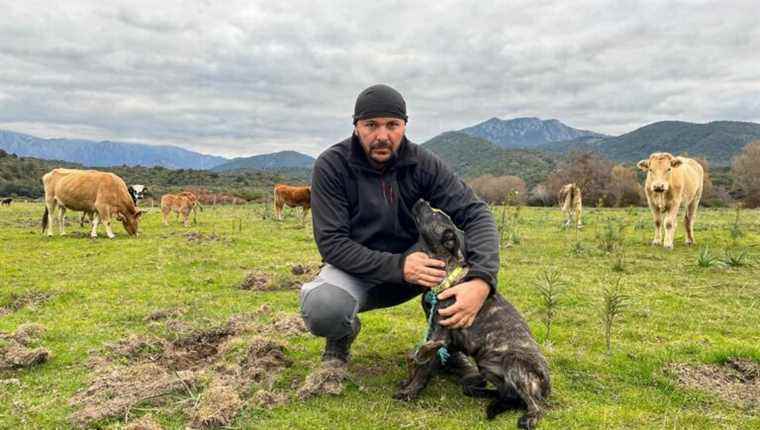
left=116, top=208, right=143, bottom=236
left=637, top=153, right=682, bottom=193
left=128, top=184, right=147, bottom=204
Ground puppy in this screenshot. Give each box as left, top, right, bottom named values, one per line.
left=395, top=199, right=551, bottom=429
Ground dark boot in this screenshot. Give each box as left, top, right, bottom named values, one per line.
left=322, top=316, right=361, bottom=365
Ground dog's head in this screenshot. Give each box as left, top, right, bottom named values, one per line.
left=411, top=199, right=465, bottom=265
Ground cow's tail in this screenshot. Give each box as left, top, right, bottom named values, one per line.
left=195, top=201, right=204, bottom=213
left=41, top=206, right=49, bottom=233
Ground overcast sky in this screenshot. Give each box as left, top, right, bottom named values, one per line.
left=1, top=1, right=758, bottom=158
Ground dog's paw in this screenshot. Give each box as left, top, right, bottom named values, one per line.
left=517, top=412, right=539, bottom=429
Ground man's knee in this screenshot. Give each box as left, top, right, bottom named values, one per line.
left=300, top=283, right=357, bottom=339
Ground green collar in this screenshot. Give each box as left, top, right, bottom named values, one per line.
left=431, top=265, right=469, bottom=295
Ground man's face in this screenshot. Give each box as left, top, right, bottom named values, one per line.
left=354, top=117, right=406, bottom=167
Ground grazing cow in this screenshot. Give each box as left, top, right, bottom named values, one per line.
left=1, top=198, right=11, bottom=206
left=41, top=168, right=142, bottom=238
left=558, top=183, right=582, bottom=228
left=637, top=152, right=704, bottom=249
left=273, top=184, right=311, bottom=221
left=160, top=193, right=199, bottom=227
left=81, top=184, right=147, bottom=226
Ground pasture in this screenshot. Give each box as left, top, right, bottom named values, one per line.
left=1, top=201, right=759, bottom=429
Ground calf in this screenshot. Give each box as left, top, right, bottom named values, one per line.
left=395, top=200, right=550, bottom=429
left=637, top=153, right=704, bottom=249
left=558, top=183, right=582, bottom=228
left=273, top=184, right=310, bottom=221
left=1, top=198, right=11, bottom=206
left=160, top=193, right=197, bottom=227
left=41, top=168, right=142, bottom=238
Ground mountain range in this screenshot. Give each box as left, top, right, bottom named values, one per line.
left=460, top=117, right=607, bottom=149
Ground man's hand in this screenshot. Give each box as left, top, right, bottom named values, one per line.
left=437, top=279, right=490, bottom=329
left=403, top=251, right=447, bottom=288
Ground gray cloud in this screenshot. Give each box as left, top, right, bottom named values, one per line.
left=1, top=0, right=758, bottom=157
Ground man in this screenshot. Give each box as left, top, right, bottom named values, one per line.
left=300, top=84, right=500, bottom=385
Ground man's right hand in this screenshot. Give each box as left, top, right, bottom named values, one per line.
left=403, top=252, right=447, bottom=288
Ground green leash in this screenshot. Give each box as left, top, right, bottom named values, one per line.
left=416, top=265, right=467, bottom=365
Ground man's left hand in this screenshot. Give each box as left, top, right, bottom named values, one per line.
left=436, top=279, right=490, bottom=329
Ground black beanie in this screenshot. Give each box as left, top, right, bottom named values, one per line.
left=352, top=84, right=408, bottom=124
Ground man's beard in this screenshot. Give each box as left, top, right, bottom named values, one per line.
left=369, top=140, right=398, bottom=166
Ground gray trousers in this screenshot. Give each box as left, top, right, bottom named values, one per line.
left=300, top=264, right=426, bottom=340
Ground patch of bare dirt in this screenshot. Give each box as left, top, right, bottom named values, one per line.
left=0, top=291, right=52, bottom=317
left=252, top=389, right=289, bottom=409
left=270, top=313, right=308, bottom=337
left=0, top=323, right=50, bottom=370
left=125, top=414, right=163, bottom=430
left=238, top=271, right=271, bottom=291
left=69, top=315, right=299, bottom=428
left=145, top=308, right=186, bottom=322
left=667, top=358, right=760, bottom=408
left=290, top=264, right=316, bottom=276
left=296, top=360, right=349, bottom=400
left=184, top=232, right=221, bottom=243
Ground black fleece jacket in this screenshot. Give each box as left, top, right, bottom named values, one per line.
left=310, top=134, right=500, bottom=290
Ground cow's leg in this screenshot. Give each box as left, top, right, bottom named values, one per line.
left=90, top=212, right=100, bottom=238
left=161, top=207, right=169, bottom=225
left=97, top=206, right=115, bottom=239
left=58, top=206, right=67, bottom=235
left=685, top=192, right=702, bottom=246
left=650, top=207, right=663, bottom=246
left=182, top=208, right=190, bottom=227
left=663, top=203, right=681, bottom=250
left=275, top=200, right=284, bottom=221
left=45, top=199, right=57, bottom=236
left=576, top=203, right=583, bottom=228
left=302, top=207, right=310, bottom=223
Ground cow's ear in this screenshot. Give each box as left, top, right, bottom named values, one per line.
left=670, top=158, right=682, bottom=168
left=115, top=212, right=125, bottom=221
left=637, top=160, right=649, bottom=171
left=135, top=209, right=143, bottom=219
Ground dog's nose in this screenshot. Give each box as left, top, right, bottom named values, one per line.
left=653, top=185, right=665, bottom=193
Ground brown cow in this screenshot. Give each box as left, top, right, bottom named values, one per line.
left=161, top=193, right=198, bottom=227
left=273, top=184, right=310, bottom=221
left=558, top=183, right=582, bottom=229
left=42, top=168, right=142, bottom=238
left=637, top=153, right=704, bottom=249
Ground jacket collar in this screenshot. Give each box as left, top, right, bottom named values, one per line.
left=348, top=134, right=418, bottom=174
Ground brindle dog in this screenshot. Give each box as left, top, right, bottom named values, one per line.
left=395, top=199, right=551, bottom=429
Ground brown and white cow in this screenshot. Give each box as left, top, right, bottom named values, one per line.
left=637, top=153, right=704, bottom=249
left=273, top=184, right=310, bottom=221
left=42, top=168, right=142, bottom=238
left=558, top=183, right=583, bottom=229
left=161, top=193, right=198, bottom=227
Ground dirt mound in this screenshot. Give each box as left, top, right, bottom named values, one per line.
left=0, top=291, right=52, bottom=316
left=0, top=324, right=50, bottom=370
left=239, top=271, right=271, bottom=290
left=69, top=363, right=199, bottom=428
left=290, top=264, right=317, bottom=276
left=69, top=315, right=298, bottom=428
left=190, top=378, right=243, bottom=428
left=270, top=313, right=308, bottom=336
left=297, top=361, right=349, bottom=400
left=667, top=358, right=760, bottom=407
left=184, top=232, right=221, bottom=243
left=125, top=414, right=163, bottom=430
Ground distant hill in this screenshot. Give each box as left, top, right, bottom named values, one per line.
left=212, top=150, right=315, bottom=172
left=595, top=121, right=760, bottom=166
left=0, top=130, right=228, bottom=169
left=421, top=131, right=557, bottom=186
left=460, top=117, right=607, bottom=149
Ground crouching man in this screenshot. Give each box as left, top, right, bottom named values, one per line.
left=299, top=84, right=500, bottom=388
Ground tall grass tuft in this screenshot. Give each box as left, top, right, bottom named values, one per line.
left=535, top=269, right=565, bottom=343
left=601, top=277, right=628, bottom=355
left=696, top=245, right=723, bottom=268
left=722, top=249, right=750, bottom=268
left=596, top=218, right=625, bottom=253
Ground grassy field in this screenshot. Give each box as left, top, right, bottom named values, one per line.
left=1, top=201, right=759, bottom=429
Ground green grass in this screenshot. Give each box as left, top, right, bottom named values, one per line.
left=1, top=202, right=759, bottom=429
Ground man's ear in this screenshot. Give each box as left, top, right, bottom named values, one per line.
left=670, top=158, right=683, bottom=168
left=637, top=160, right=649, bottom=171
